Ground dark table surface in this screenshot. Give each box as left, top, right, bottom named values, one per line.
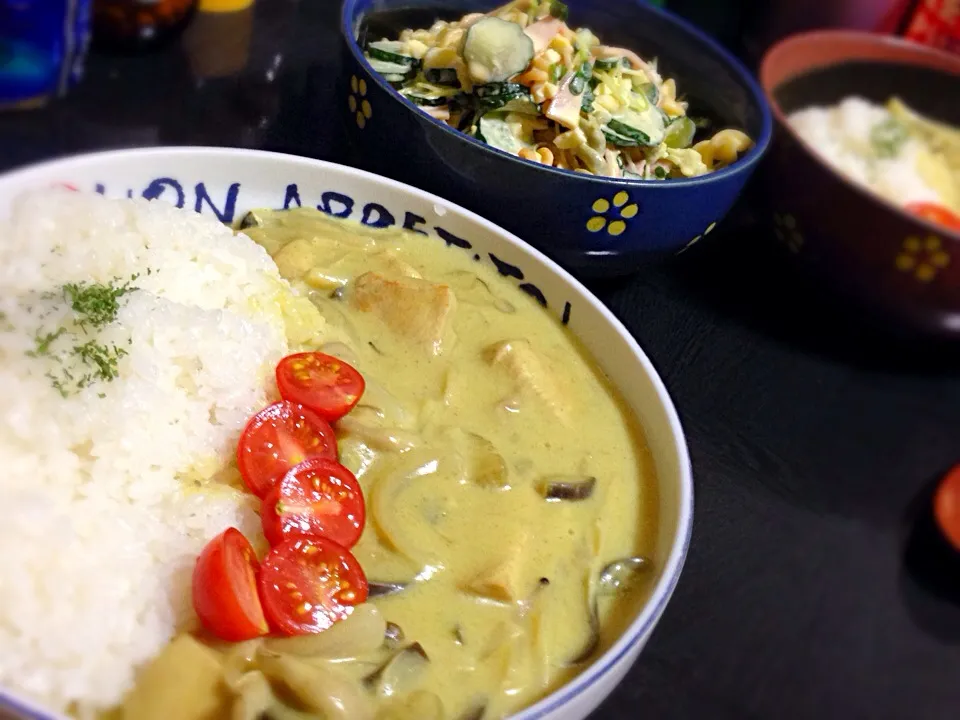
left=2, top=2, right=960, bottom=719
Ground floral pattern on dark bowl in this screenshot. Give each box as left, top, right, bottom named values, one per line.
left=760, top=30, right=960, bottom=338
left=338, top=0, right=772, bottom=278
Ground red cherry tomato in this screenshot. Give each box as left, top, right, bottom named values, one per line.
left=261, top=457, right=365, bottom=548
left=934, top=464, right=960, bottom=552
left=237, top=401, right=338, bottom=498
left=259, top=536, right=368, bottom=635
left=905, top=202, right=960, bottom=231
left=192, top=528, right=268, bottom=642
left=276, top=352, right=365, bottom=423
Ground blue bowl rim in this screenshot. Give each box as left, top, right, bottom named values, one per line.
left=340, top=0, right=773, bottom=189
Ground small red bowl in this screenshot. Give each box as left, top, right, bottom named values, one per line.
left=759, top=30, right=960, bottom=338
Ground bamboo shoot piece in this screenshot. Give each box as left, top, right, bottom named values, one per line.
left=263, top=604, right=386, bottom=659
left=257, top=654, right=374, bottom=720
left=121, top=634, right=228, bottom=720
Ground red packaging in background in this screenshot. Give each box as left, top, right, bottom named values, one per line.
left=901, top=0, right=960, bottom=53
left=742, top=0, right=958, bottom=67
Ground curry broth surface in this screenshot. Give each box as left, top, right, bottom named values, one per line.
left=120, top=208, right=659, bottom=720
left=248, top=209, right=657, bottom=717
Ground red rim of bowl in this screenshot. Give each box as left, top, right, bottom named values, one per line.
left=759, top=29, right=960, bottom=243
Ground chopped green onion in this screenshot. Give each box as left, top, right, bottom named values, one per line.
left=870, top=117, right=908, bottom=158
left=654, top=166, right=667, bottom=179
left=549, top=0, right=569, bottom=21
left=551, top=63, right=566, bottom=83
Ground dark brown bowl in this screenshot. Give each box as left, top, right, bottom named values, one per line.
left=759, top=30, right=960, bottom=338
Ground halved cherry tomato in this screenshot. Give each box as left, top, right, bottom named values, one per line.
left=237, top=401, right=338, bottom=498
left=934, top=463, right=960, bottom=552
left=261, top=457, right=365, bottom=548
left=259, top=535, right=368, bottom=635
left=905, top=201, right=960, bottom=231
left=192, top=528, right=268, bottom=642
left=276, top=352, right=365, bottom=423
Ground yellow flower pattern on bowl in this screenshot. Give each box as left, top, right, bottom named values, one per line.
left=895, top=234, right=951, bottom=283
left=349, top=75, right=373, bottom=130
left=586, top=191, right=639, bottom=236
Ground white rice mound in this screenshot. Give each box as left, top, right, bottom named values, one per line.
left=788, top=96, right=943, bottom=208
left=0, top=190, right=316, bottom=716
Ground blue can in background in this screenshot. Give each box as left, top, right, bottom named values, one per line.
left=0, top=0, right=92, bottom=109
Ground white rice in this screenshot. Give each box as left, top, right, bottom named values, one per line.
left=0, top=190, right=317, bottom=716
left=788, top=96, right=943, bottom=208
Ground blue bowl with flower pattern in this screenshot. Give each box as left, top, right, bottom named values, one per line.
left=338, top=0, right=772, bottom=276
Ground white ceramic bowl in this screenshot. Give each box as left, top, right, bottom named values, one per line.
left=0, top=148, right=693, bottom=720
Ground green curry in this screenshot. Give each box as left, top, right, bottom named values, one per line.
left=119, top=208, right=658, bottom=720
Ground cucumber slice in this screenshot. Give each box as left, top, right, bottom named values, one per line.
left=475, top=83, right=531, bottom=112
left=405, top=93, right=451, bottom=107
left=602, top=128, right=642, bottom=147
left=501, top=97, right=540, bottom=115
left=367, top=57, right=416, bottom=77
left=594, top=57, right=627, bottom=72
left=462, top=17, right=535, bottom=84
left=606, top=120, right=651, bottom=145
left=423, top=68, right=460, bottom=86
left=581, top=85, right=595, bottom=112
left=367, top=40, right=418, bottom=68
left=475, top=82, right=526, bottom=99
left=572, top=61, right=593, bottom=94
left=664, top=116, right=696, bottom=149
left=654, top=104, right=672, bottom=126
left=606, top=104, right=666, bottom=146
left=478, top=113, right=533, bottom=154
left=636, top=82, right=659, bottom=104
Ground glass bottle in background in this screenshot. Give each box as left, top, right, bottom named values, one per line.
left=181, top=1, right=254, bottom=79
left=197, top=0, right=253, bottom=10
left=92, top=0, right=198, bottom=52
left=0, top=0, right=92, bottom=110
left=176, top=0, right=299, bottom=149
